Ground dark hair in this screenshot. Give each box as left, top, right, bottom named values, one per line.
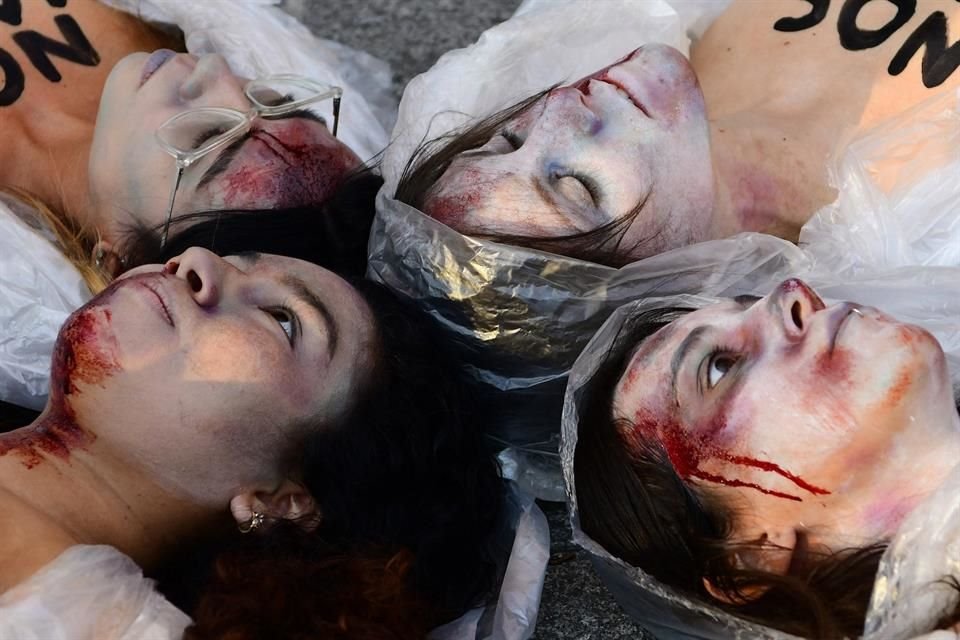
left=573, top=308, right=888, bottom=639
left=163, top=280, right=504, bottom=638
left=395, top=93, right=655, bottom=267
left=121, top=168, right=383, bottom=278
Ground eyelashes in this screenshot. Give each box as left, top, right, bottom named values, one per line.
left=501, top=131, right=523, bottom=150
left=701, top=347, right=740, bottom=391
left=262, top=306, right=298, bottom=347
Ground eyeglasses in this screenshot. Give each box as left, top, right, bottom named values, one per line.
left=155, top=74, right=343, bottom=248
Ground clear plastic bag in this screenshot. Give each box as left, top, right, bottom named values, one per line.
left=562, top=285, right=960, bottom=639
left=0, top=545, right=190, bottom=640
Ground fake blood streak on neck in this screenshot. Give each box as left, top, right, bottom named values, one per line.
left=0, top=306, right=118, bottom=468
left=634, top=410, right=830, bottom=502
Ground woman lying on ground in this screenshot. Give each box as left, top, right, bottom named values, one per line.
left=397, top=0, right=960, bottom=266
left=572, top=277, right=960, bottom=637
left=0, top=247, right=502, bottom=639
left=3, top=0, right=375, bottom=287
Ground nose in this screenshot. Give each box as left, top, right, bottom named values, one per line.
left=541, top=86, right=598, bottom=134
left=179, top=54, right=246, bottom=104
left=768, top=278, right=825, bottom=339
left=164, top=247, right=233, bottom=308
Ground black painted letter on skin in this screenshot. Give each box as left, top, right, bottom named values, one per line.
left=889, top=11, right=960, bottom=87
left=838, top=0, right=916, bottom=50
left=775, top=0, right=830, bottom=31
left=0, top=47, right=24, bottom=106
left=12, top=13, right=99, bottom=83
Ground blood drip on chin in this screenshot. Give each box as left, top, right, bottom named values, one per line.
left=0, top=304, right=120, bottom=468
left=631, top=408, right=830, bottom=502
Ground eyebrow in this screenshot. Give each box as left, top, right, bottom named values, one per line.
left=281, top=274, right=339, bottom=358
left=669, top=326, right=709, bottom=404
left=195, top=110, right=327, bottom=190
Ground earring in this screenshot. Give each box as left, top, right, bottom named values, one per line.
left=238, top=511, right=265, bottom=534
left=94, top=247, right=106, bottom=268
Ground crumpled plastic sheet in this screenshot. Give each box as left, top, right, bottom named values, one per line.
left=864, top=461, right=960, bottom=639
left=368, top=0, right=960, bottom=636
left=561, top=293, right=801, bottom=640
left=0, top=0, right=398, bottom=410
left=0, top=545, right=190, bottom=640
left=369, top=0, right=960, bottom=491
left=430, top=482, right=550, bottom=640
left=562, top=290, right=960, bottom=639
left=101, top=0, right=395, bottom=163
left=0, top=200, right=90, bottom=410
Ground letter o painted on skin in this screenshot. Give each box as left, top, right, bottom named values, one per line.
left=838, top=0, right=917, bottom=50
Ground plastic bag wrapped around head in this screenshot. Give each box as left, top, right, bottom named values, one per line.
left=370, top=0, right=960, bottom=496
left=562, top=285, right=960, bottom=639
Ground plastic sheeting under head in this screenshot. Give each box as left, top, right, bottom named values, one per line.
left=370, top=0, right=960, bottom=498
left=563, top=292, right=960, bottom=639
left=560, top=293, right=800, bottom=640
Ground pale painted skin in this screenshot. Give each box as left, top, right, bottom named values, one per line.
left=424, top=0, right=960, bottom=263
left=79, top=247, right=378, bottom=504
left=425, top=45, right=715, bottom=258
left=611, top=279, right=960, bottom=564
left=89, top=51, right=361, bottom=244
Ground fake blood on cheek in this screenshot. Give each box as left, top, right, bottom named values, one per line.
left=219, top=127, right=359, bottom=210
left=633, top=408, right=830, bottom=502
left=0, top=306, right=120, bottom=468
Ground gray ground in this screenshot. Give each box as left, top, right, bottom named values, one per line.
left=280, top=1, right=655, bottom=637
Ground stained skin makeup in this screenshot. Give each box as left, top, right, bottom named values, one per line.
left=87, top=52, right=361, bottom=245
left=0, top=249, right=378, bottom=592
left=611, top=279, right=960, bottom=549
left=425, top=0, right=960, bottom=263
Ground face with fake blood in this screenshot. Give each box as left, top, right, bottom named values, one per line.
left=54, top=248, right=377, bottom=505
left=611, top=279, right=960, bottom=546
left=423, top=44, right=714, bottom=262
left=89, top=51, right=361, bottom=243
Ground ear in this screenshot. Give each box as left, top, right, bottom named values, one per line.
left=702, top=528, right=797, bottom=604
left=91, top=240, right=124, bottom=278
left=230, top=480, right=320, bottom=532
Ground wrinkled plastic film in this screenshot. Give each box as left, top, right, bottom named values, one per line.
left=429, top=482, right=549, bottom=640
left=0, top=545, right=190, bottom=640
left=560, top=295, right=799, bottom=640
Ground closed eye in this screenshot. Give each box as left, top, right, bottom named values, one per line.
left=501, top=131, right=523, bottom=150
left=263, top=307, right=298, bottom=347
left=554, top=172, right=599, bottom=208
left=191, top=125, right=232, bottom=150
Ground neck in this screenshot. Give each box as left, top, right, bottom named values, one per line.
left=705, top=114, right=838, bottom=243
left=3, top=106, right=97, bottom=235
left=0, top=406, right=221, bottom=591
